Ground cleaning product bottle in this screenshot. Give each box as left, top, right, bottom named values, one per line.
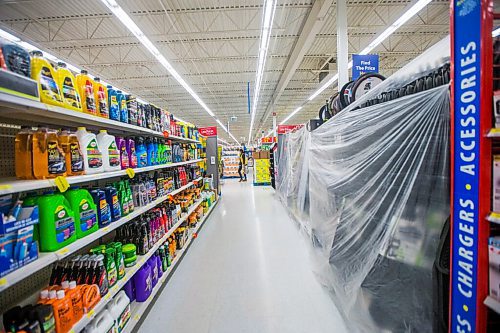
left=37, top=192, right=76, bottom=251
left=104, top=247, right=117, bottom=287
left=15, top=126, right=34, bottom=179
left=116, top=181, right=129, bottom=216
left=33, top=127, right=66, bottom=179
left=90, top=189, right=111, bottom=227
left=114, top=136, right=129, bottom=170
left=55, top=62, right=82, bottom=112
left=107, top=85, right=119, bottom=121
left=64, top=187, right=98, bottom=239
left=126, top=95, right=138, bottom=126
left=30, top=51, right=63, bottom=107
left=146, top=137, right=155, bottom=166
left=96, top=130, right=121, bottom=172
left=58, top=129, right=85, bottom=176
left=107, top=291, right=130, bottom=332
left=52, top=290, right=74, bottom=333
left=126, top=138, right=137, bottom=169
left=117, top=90, right=128, bottom=124
left=85, top=310, right=114, bottom=333
left=94, top=255, right=109, bottom=296
left=133, top=262, right=152, bottom=302
left=135, top=137, right=147, bottom=168
left=30, top=304, right=56, bottom=333
left=105, top=186, right=121, bottom=222
left=75, top=127, right=103, bottom=174
left=75, top=70, right=96, bottom=116
left=153, top=138, right=159, bottom=165
left=93, top=78, right=108, bottom=119
left=112, top=242, right=125, bottom=280
left=65, top=281, right=83, bottom=325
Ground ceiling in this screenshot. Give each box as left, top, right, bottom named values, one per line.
left=0, top=0, right=450, bottom=143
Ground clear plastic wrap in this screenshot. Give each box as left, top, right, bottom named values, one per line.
left=276, top=37, right=450, bottom=332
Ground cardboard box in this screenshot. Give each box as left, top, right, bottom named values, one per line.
left=252, top=151, right=260, bottom=159
left=259, top=151, right=270, bottom=159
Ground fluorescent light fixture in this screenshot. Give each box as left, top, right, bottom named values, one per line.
left=0, top=30, right=20, bottom=42
left=216, top=119, right=228, bottom=132
left=493, top=27, right=500, bottom=37
left=248, top=0, right=278, bottom=145
left=280, top=106, right=303, bottom=125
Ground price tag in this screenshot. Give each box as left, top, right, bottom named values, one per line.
left=163, top=131, right=169, bottom=138
left=103, top=293, right=111, bottom=301
left=55, top=176, right=70, bottom=192
left=86, top=309, right=95, bottom=319
left=134, top=314, right=140, bottom=321
left=0, top=184, right=12, bottom=190
left=491, top=212, right=500, bottom=219
left=126, top=168, right=135, bottom=179
left=0, top=277, right=7, bottom=287
left=193, top=180, right=198, bottom=186
left=57, top=247, right=70, bottom=257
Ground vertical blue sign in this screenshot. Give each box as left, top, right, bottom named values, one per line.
left=352, top=54, right=379, bottom=80
left=451, top=0, right=481, bottom=332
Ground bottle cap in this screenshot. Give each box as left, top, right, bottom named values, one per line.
left=69, top=281, right=77, bottom=289
left=94, top=77, right=100, bottom=82
left=57, top=62, right=66, bottom=68
left=77, top=127, right=86, bottom=131
left=40, top=290, right=49, bottom=299
left=99, top=129, right=107, bottom=133
left=49, top=290, right=57, bottom=299
left=61, top=281, right=69, bottom=289
left=56, top=290, right=65, bottom=299
left=80, top=69, right=88, bottom=74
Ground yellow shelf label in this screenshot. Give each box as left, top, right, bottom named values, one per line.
left=126, top=168, right=135, bottom=179
left=0, top=184, right=13, bottom=190
left=490, top=128, right=500, bottom=134
left=54, top=176, right=70, bottom=192
left=0, top=277, right=7, bottom=287
left=57, top=248, right=70, bottom=256
left=86, top=309, right=95, bottom=318
left=490, top=212, right=500, bottom=220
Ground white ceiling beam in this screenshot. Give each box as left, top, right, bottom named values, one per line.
left=256, top=0, right=334, bottom=133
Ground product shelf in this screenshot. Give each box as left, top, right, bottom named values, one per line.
left=0, top=177, right=203, bottom=292
left=484, top=296, right=500, bottom=315
left=0, top=92, right=201, bottom=143
left=122, top=200, right=218, bottom=333
left=0, top=159, right=203, bottom=196
left=70, top=197, right=206, bottom=333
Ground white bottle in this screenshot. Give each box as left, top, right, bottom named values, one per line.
left=96, top=130, right=121, bottom=172
left=86, top=310, right=115, bottom=333
left=107, top=291, right=131, bottom=332
left=75, top=127, right=104, bottom=174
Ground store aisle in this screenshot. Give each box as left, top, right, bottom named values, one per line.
left=138, top=178, right=347, bottom=333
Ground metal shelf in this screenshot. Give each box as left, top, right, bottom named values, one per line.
left=484, top=296, right=500, bottom=314
left=0, top=178, right=203, bottom=292
left=70, top=197, right=206, bottom=333
left=122, top=200, right=218, bottom=333
left=0, top=92, right=201, bottom=144
left=0, top=159, right=203, bottom=196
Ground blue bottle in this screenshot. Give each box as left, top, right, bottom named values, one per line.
left=136, top=137, right=148, bottom=168
left=153, top=138, right=160, bottom=165
left=90, top=189, right=112, bottom=227
left=117, top=90, right=129, bottom=124
left=146, top=138, right=155, bottom=166
left=107, top=85, right=120, bottom=121
left=105, top=186, right=122, bottom=222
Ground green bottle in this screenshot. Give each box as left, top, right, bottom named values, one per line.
left=36, top=192, right=77, bottom=252
left=125, top=181, right=134, bottom=212
left=104, top=247, right=118, bottom=287
left=112, top=242, right=126, bottom=279
left=64, top=188, right=99, bottom=239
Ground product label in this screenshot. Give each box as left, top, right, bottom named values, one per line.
left=130, top=147, right=137, bottom=167
left=121, top=146, right=129, bottom=169
left=107, top=261, right=117, bottom=286
left=108, top=142, right=120, bottom=167
left=70, top=142, right=84, bottom=172
left=62, top=77, right=81, bottom=108
left=97, top=86, right=108, bottom=117
left=39, top=66, right=62, bottom=102
left=111, top=195, right=121, bottom=217
left=84, top=79, right=96, bottom=114
left=119, top=304, right=131, bottom=331
left=54, top=205, right=75, bottom=243
left=99, top=199, right=111, bottom=225
left=139, top=152, right=147, bottom=167
left=42, top=314, right=56, bottom=333
left=79, top=199, right=97, bottom=232
left=47, top=140, right=66, bottom=174
left=86, top=139, right=103, bottom=169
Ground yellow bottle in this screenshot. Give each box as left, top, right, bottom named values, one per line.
left=30, top=51, right=63, bottom=107
left=32, top=126, right=66, bottom=179
left=93, top=77, right=109, bottom=118
left=56, top=62, right=82, bottom=112
left=75, top=70, right=97, bottom=116
left=15, top=126, right=34, bottom=179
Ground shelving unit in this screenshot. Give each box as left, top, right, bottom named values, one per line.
left=68, top=197, right=207, bottom=333
left=122, top=200, right=218, bottom=333
left=0, top=177, right=202, bottom=292
left=222, top=148, right=240, bottom=179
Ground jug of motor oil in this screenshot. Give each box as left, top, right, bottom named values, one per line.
left=75, top=70, right=96, bottom=116
left=93, top=78, right=109, bottom=118
left=96, top=130, right=121, bottom=172
left=37, top=192, right=76, bottom=252
left=58, top=129, right=85, bottom=176
left=33, top=126, right=66, bottom=179
left=30, top=51, right=63, bottom=107
left=55, top=62, right=82, bottom=112
left=75, top=127, right=103, bottom=174
left=90, top=189, right=111, bottom=227
left=15, top=126, right=34, bottom=179
left=64, top=188, right=98, bottom=239
left=107, top=85, right=119, bottom=121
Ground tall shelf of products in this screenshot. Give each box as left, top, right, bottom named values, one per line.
left=221, top=147, right=240, bottom=179
left=0, top=38, right=219, bottom=333
left=450, top=0, right=500, bottom=331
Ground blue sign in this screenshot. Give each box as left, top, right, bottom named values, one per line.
left=451, top=0, right=481, bottom=332
left=352, top=54, right=379, bottom=80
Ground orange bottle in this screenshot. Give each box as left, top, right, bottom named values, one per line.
left=58, top=130, right=85, bottom=176
left=75, top=70, right=97, bottom=116
left=63, top=281, right=83, bottom=324
left=15, top=126, right=34, bottom=179
left=32, top=127, right=67, bottom=179
left=52, top=290, right=74, bottom=333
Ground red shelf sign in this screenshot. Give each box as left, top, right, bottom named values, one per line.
left=199, top=126, right=217, bottom=137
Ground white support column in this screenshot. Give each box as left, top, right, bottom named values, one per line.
left=337, top=0, right=349, bottom=88
left=272, top=112, right=277, bottom=137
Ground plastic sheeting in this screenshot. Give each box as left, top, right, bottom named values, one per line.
left=276, top=37, right=450, bottom=332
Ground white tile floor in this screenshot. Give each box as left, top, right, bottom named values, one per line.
left=138, top=177, right=348, bottom=333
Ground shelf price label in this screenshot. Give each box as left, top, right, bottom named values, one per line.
left=126, top=168, right=135, bottom=179
left=54, top=176, right=70, bottom=193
